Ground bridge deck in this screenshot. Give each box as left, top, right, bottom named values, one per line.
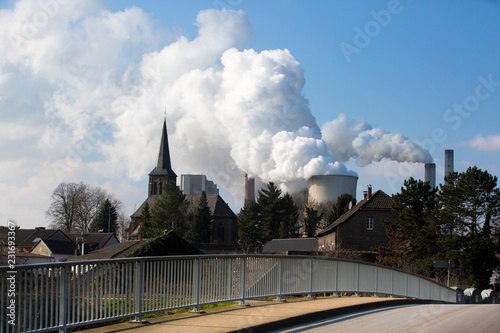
left=80, top=296, right=437, bottom=333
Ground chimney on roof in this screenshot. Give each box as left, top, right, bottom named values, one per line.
left=367, top=185, right=372, bottom=199
left=363, top=191, right=368, bottom=200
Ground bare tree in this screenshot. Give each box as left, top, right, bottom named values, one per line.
left=46, top=183, right=83, bottom=232
left=74, top=186, right=107, bottom=233
left=46, top=182, right=124, bottom=234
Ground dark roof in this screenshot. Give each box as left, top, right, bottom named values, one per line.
left=37, top=239, right=76, bottom=255
left=131, top=195, right=159, bottom=219
left=64, top=233, right=116, bottom=250
left=132, top=194, right=236, bottom=220
left=129, top=231, right=203, bottom=257
left=149, top=118, right=177, bottom=177
left=185, top=194, right=237, bottom=219
left=62, top=240, right=147, bottom=261
left=0, top=228, right=62, bottom=247
left=316, top=190, right=392, bottom=237
left=262, top=238, right=318, bottom=254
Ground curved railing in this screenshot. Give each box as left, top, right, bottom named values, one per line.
left=0, top=254, right=456, bottom=333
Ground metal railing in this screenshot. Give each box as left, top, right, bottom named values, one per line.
left=0, top=255, right=457, bottom=333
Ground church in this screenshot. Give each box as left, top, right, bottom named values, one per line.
left=128, top=118, right=237, bottom=246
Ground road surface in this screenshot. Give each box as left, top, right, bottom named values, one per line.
left=277, top=304, right=499, bottom=333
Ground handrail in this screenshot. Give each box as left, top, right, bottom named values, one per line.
left=0, top=254, right=457, bottom=333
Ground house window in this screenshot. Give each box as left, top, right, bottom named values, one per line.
left=366, top=217, right=374, bottom=230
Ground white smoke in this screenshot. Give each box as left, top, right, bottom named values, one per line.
left=0, top=2, right=432, bottom=217
left=322, top=114, right=433, bottom=166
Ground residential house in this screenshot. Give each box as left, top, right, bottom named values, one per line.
left=316, top=187, right=394, bottom=252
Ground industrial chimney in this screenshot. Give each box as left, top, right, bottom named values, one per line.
left=425, top=163, right=436, bottom=189
left=244, top=174, right=255, bottom=206
left=444, top=149, right=454, bottom=182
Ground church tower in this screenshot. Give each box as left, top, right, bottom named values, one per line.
left=148, top=117, right=177, bottom=196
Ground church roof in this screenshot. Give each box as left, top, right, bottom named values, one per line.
left=149, top=118, right=177, bottom=177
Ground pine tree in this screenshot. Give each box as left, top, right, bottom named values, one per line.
left=377, top=178, right=438, bottom=273
left=237, top=201, right=263, bottom=253
left=328, top=193, right=356, bottom=224
left=150, top=181, right=188, bottom=236
left=90, top=199, right=118, bottom=234
left=257, top=182, right=283, bottom=241
left=192, top=191, right=212, bottom=243
left=278, top=193, right=300, bottom=238
left=139, top=202, right=159, bottom=239
left=303, top=204, right=323, bottom=237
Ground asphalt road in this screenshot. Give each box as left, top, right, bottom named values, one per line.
left=277, top=304, right=500, bottom=333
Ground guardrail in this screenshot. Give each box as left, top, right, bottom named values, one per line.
left=1, top=254, right=456, bottom=333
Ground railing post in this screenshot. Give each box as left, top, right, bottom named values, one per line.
left=332, top=259, right=339, bottom=297
left=354, top=263, right=360, bottom=297
left=238, top=256, right=248, bottom=306
left=275, top=257, right=283, bottom=302
left=190, top=258, right=204, bottom=313
left=132, top=261, right=145, bottom=322
left=58, top=266, right=68, bottom=333
left=308, top=258, right=314, bottom=298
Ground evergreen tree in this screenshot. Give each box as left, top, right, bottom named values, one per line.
left=328, top=193, right=356, bottom=224
left=192, top=191, right=212, bottom=243
left=278, top=193, right=300, bottom=238
left=139, top=202, right=159, bottom=239
left=90, top=199, right=118, bottom=234
left=257, top=182, right=283, bottom=241
left=303, top=204, right=323, bottom=237
left=438, top=166, right=500, bottom=238
left=237, top=201, right=263, bottom=253
left=461, top=220, right=497, bottom=289
left=377, top=178, right=438, bottom=273
left=151, top=181, right=188, bottom=236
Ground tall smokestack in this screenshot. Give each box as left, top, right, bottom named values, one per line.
left=445, top=149, right=454, bottom=182
left=425, top=163, right=436, bottom=189
left=244, top=174, right=255, bottom=206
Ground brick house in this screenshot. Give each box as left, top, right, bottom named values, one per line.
left=316, top=187, right=394, bottom=252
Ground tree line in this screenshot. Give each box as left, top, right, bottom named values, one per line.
left=377, top=166, right=499, bottom=289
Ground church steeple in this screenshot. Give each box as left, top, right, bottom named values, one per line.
left=148, top=116, right=177, bottom=196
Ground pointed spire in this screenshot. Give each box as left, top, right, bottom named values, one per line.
left=149, top=116, right=177, bottom=180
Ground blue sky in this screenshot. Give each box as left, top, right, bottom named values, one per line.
left=1, top=0, right=499, bottom=229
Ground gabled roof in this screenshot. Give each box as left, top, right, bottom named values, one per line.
left=262, top=238, right=318, bottom=254
left=131, top=194, right=237, bottom=220
left=35, top=239, right=76, bottom=255
left=64, top=233, right=117, bottom=250
left=316, top=190, right=392, bottom=237
left=62, top=240, right=147, bottom=261
left=0, top=228, right=63, bottom=247
left=149, top=118, right=177, bottom=177
left=185, top=194, right=237, bottom=219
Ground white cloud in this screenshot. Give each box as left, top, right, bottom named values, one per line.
left=469, top=134, right=500, bottom=151
left=0, top=1, right=432, bottom=228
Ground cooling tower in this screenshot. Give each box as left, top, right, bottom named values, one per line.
left=425, top=163, right=436, bottom=189
left=308, top=175, right=358, bottom=204
left=445, top=149, right=454, bottom=181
